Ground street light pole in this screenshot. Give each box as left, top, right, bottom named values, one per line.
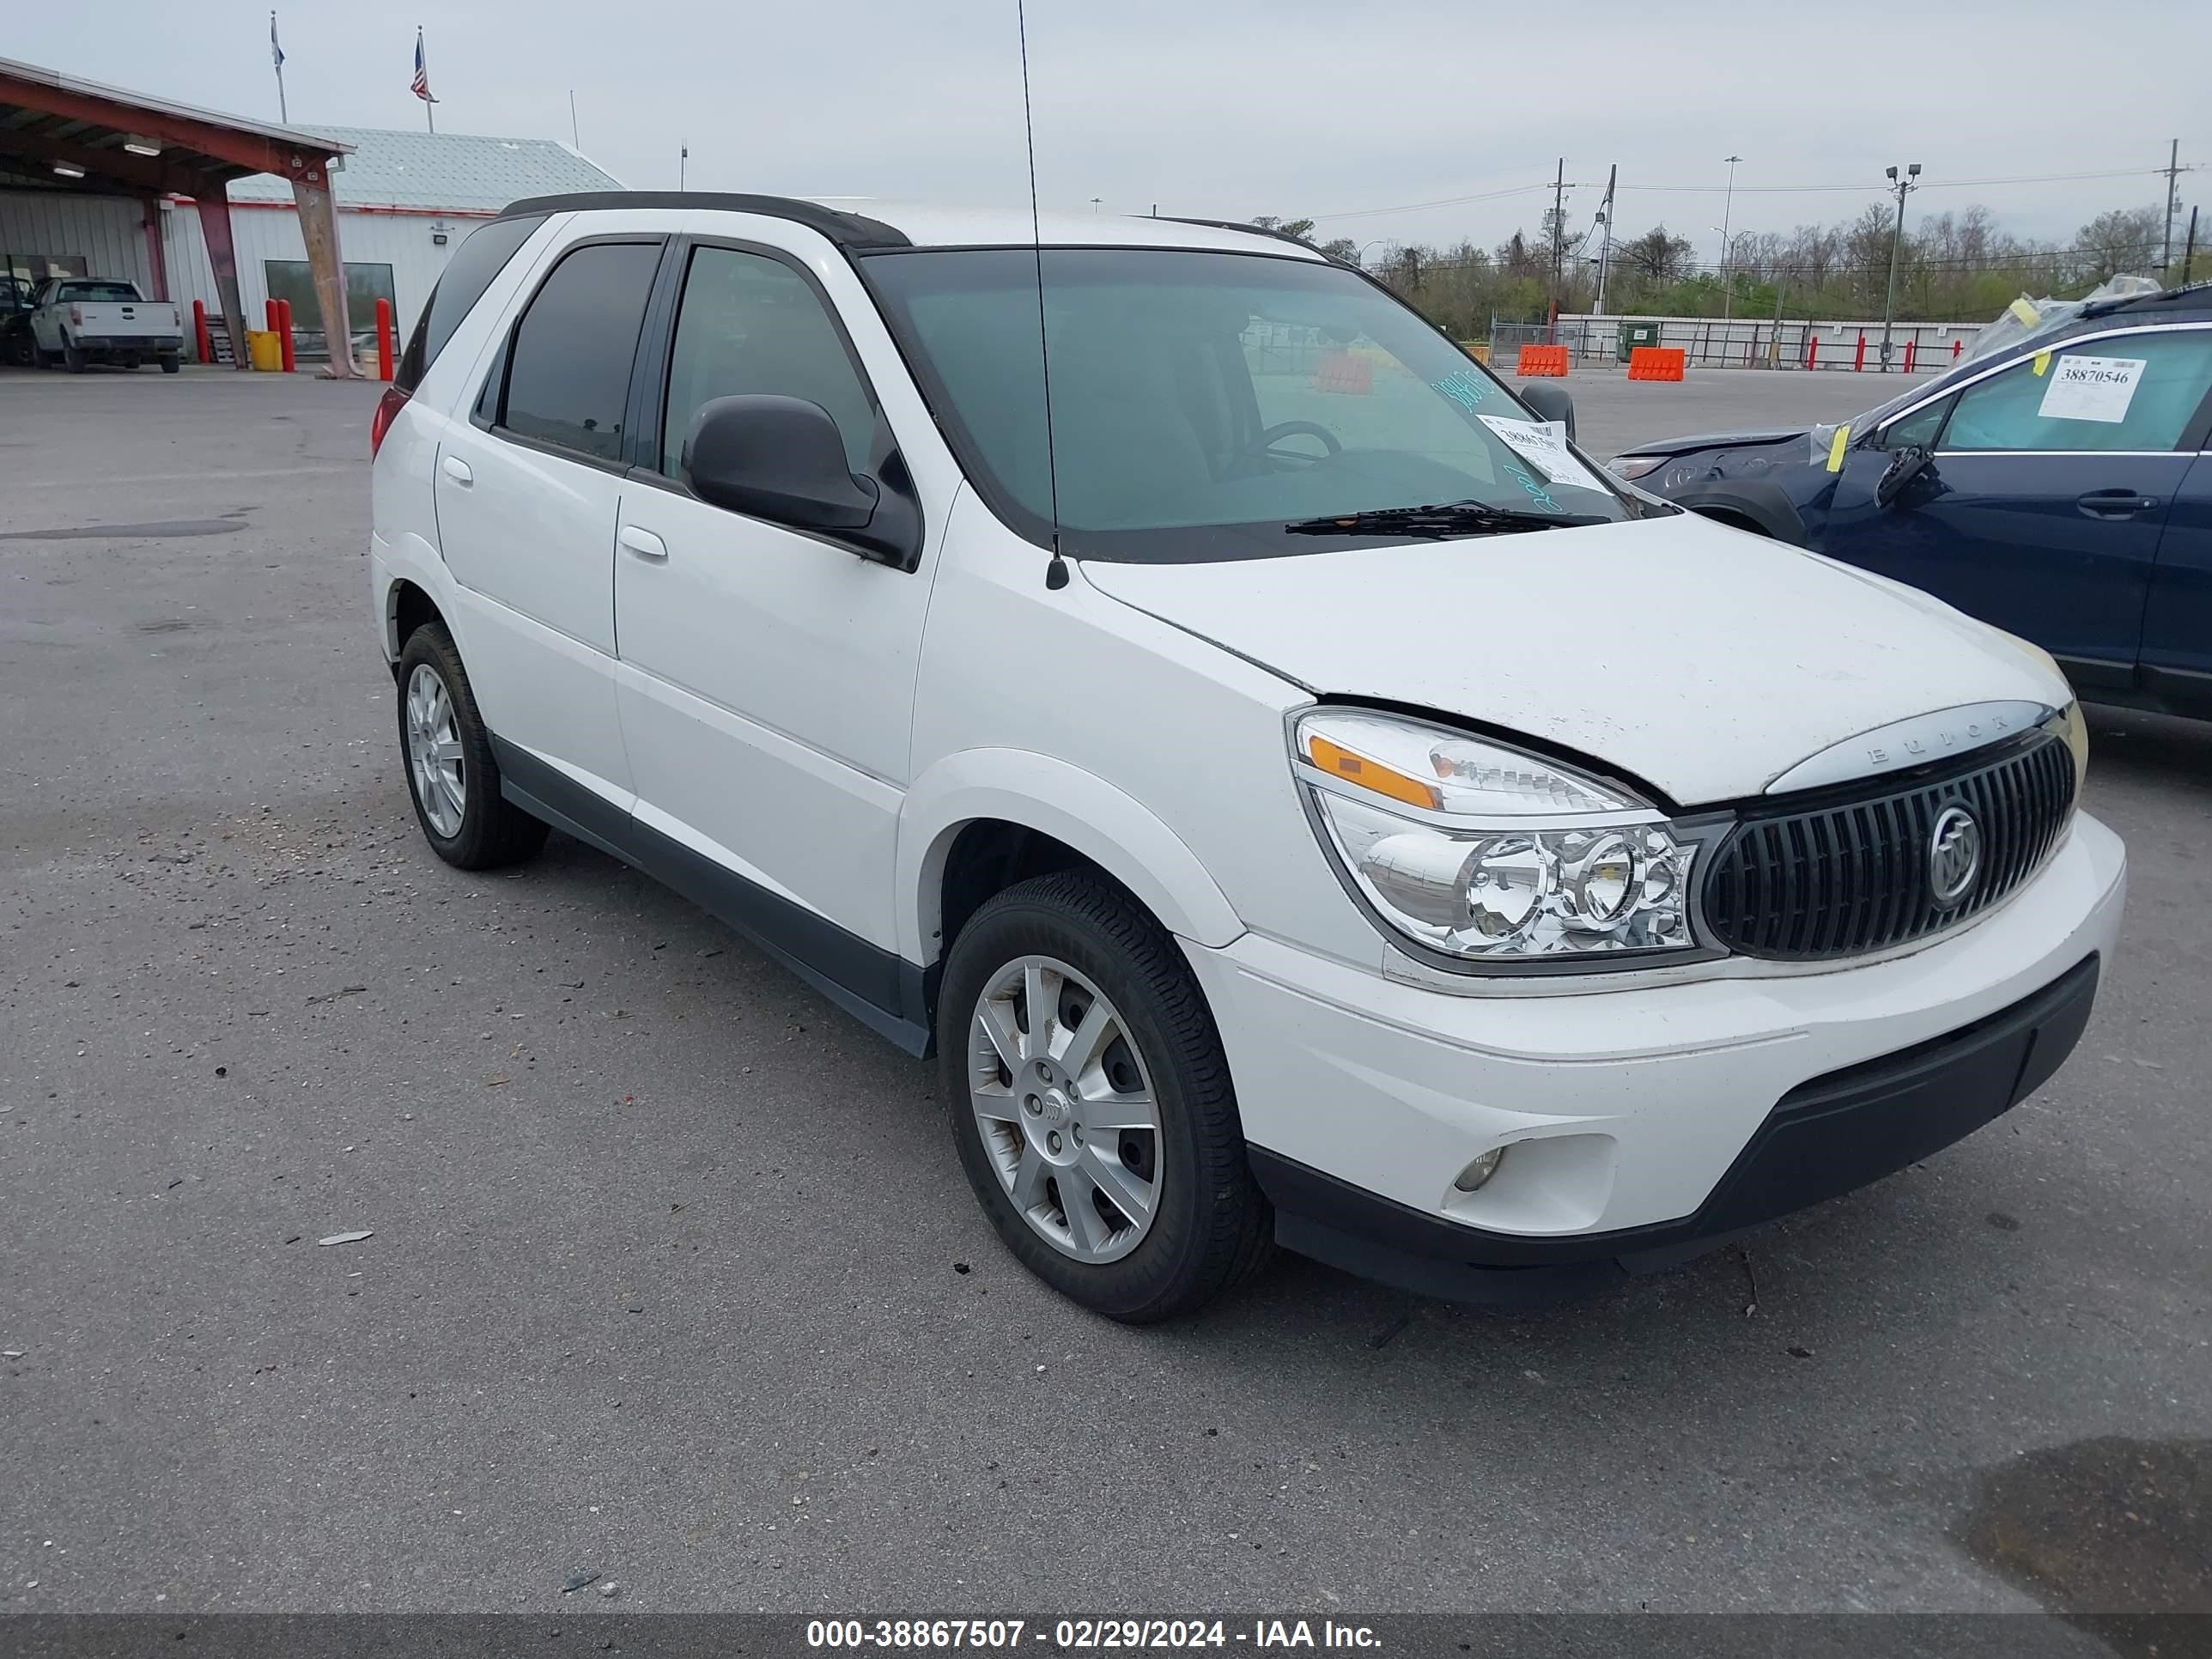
left=1879, top=162, right=1920, bottom=372
left=1718, top=155, right=1741, bottom=319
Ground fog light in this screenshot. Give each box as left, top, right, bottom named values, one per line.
left=1453, top=1147, right=1506, bottom=1193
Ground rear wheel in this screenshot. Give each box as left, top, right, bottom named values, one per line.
left=159, top=352, right=180, bottom=374
left=395, top=623, right=549, bottom=871
left=939, top=872, right=1272, bottom=1322
left=62, top=342, right=84, bottom=374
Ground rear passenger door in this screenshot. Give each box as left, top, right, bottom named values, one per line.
left=434, top=234, right=667, bottom=800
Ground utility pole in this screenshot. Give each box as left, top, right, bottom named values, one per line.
left=1718, top=155, right=1741, bottom=319
left=1548, top=157, right=1566, bottom=339
left=1593, top=163, right=1618, bottom=318
left=2185, top=205, right=2200, bottom=287
left=1879, top=161, right=1920, bottom=373
left=2163, top=139, right=2183, bottom=274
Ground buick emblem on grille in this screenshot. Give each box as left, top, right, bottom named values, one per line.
left=1927, top=805, right=1983, bottom=908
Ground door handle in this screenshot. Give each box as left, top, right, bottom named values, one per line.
left=618, top=525, right=668, bottom=561
left=2075, top=489, right=2159, bottom=518
left=441, top=455, right=473, bottom=486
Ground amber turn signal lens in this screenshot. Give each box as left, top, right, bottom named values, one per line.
left=1306, top=734, right=1442, bottom=811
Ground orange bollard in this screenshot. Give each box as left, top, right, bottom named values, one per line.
left=276, top=299, right=296, bottom=373
left=193, top=299, right=211, bottom=364
left=1903, top=337, right=1917, bottom=374
left=375, top=297, right=396, bottom=383
left=1854, top=333, right=1867, bottom=371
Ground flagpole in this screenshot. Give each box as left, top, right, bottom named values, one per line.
left=270, top=11, right=288, bottom=124
left=417, top=26, right=435, bottom=133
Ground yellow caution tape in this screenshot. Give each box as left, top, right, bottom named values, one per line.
left=2033, top=351, right=2051, bottom=376
left=2009, top=298, right=2041, bottom=326
left=1826, top=424, right=1850, bottom=472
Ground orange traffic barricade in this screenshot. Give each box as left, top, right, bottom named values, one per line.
left=1515, top=343, right=1570, bottom=377
left=1626, top=346, right=1686, bottom=382
left=1314, top=351, right=1373, bottom=394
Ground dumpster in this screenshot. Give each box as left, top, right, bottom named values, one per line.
left=245, top=329, right=283, bottom=372
left=1617, top=320, right=1662, bottom=362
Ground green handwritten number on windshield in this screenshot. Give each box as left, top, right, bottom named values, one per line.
left=1504, top=459, right=1565, bottom=515
left=1431, top=368, right=1491, bottom=413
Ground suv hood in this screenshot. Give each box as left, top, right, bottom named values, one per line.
left=1080, top=511, right=2069, bottom=806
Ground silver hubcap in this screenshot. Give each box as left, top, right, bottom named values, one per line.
left=404, top=663, right=466, bottom=838
left=968, top=955, right=1162, bottom=1264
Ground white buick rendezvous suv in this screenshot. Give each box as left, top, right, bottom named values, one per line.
left=368, top=193, right=2126, bottom=1320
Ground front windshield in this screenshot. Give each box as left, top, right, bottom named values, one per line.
left=861, top=246, right=1632, bottom=561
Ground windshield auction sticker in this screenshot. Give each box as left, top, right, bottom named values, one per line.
left=2037, top=355, right=2146, bottom=423
left=1478, top=415, right=1608, bottom=493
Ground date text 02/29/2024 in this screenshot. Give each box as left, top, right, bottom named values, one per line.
left=805, top=1618, right=1382, bottom=1650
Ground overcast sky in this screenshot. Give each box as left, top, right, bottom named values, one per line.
left=17, top=0, right=2209, bottom=257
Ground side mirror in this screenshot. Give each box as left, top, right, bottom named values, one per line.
left=684, top=394, right=878, bottom=529
left=1875, top=444, right=1935, bottom=510
left=683, top=394, right=923, bottom=566
left=1516, top=380, right=1576, bottom=441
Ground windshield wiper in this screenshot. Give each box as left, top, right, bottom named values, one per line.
left=1284, top=499, right=1612, bottom=539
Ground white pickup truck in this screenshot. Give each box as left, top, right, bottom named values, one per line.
left=29, top=277, right=183, bottom=373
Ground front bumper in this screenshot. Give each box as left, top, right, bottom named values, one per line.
left=1185, top=811, right=2126, bottom=1303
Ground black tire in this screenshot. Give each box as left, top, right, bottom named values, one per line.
left=939, top=872, right=1272, bottom=1322
left=62, top=343, right=85, bottom=374
left=159, top=353, right=180, bottom=374
left=394, top=622, right=549, bottom=871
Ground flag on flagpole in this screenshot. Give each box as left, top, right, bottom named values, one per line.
left=410, top=29, right=434, bottom=102
left=270, top=12, right=285, bottom=70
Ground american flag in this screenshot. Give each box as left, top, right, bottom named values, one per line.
left=410, top=30, right=434, bottom=102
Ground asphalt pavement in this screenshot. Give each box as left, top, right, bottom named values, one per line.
left=1, top=365, right=2206, bottom=1622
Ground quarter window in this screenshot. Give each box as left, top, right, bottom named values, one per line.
left=659, top=246, right=878, bottom=480
left=1942, top=330, right=2212, bottom=453
left=498, top=240, right=663, bottom=464
left=1876, top=397, right=1951, bottom=450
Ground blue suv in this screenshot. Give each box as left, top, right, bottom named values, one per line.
left=1610, top=287, right=2212, bottom=720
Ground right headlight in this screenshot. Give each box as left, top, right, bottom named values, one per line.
left=1294, top=708, right=1718, bottom=970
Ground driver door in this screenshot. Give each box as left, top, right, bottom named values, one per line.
left=1820, top=326, right=2212, bottom=689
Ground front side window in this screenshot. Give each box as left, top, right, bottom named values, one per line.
left=659, top=246, right=878, bottom=480
left=1942, top=330, right=2212, bottom=453
left=497, top=240, right=663, bottom=464
left=861, top=246, right=1634, bottom=562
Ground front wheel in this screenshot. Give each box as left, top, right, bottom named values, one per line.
left=395, top=623, right=549, bottom=871
left=939, top=872, right=1272, bottom=1322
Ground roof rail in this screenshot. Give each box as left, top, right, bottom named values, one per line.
left=1155, top=216, right=1337, bottom=263
left=495, top=191, right=912, bottom=250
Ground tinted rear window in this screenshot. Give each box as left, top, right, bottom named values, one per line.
left=394, top=212, right=547, bottom=392
left=496, top=240, right=663, bottom=464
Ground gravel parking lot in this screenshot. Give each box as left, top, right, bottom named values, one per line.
left=2, top=365, right=2206, bottom=1625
